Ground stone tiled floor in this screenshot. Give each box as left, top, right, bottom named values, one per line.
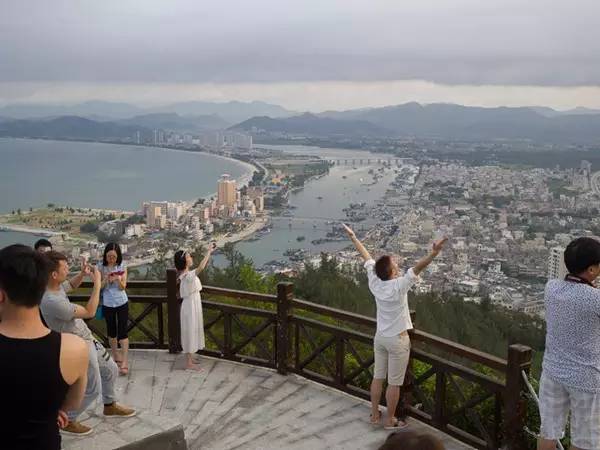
left=64, top=350, right=474, bottom=450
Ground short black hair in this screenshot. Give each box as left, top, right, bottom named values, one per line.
left=564, top=237, right=600, bottom=275
left=102, top=242, right=123, bottom=266
left=378, top=431, right=444, bottom=450
left=34, top=238, right=52, bottom=251
left=0, top=244, right=49, bottom=308
left=375, top=255, right=393, bottom=281
left=174, top=250, right=187, bottom=271
left=45, top=251, right=68, bottom=273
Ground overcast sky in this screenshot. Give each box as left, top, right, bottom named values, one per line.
left=1, top=0, right=599, bottom=111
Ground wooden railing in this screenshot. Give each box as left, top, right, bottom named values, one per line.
left=73, top=271, right=532, bottom=450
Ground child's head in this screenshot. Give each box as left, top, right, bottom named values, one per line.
left=375, top=255, right=400, bottom=280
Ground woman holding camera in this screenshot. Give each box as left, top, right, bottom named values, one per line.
left=173, top=243, right=216, bottom=371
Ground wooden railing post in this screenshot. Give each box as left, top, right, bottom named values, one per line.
left=335, top=337, right=345, bottom=387
left=432, top=370, right=447, bottom=428
left=276, top=282, right=293, bottom=375
left=504, top=344, right=532, bottom=450
left=166, top=268, right=182, bottom=354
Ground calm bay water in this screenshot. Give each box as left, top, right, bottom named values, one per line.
left=0, top=138, right=253, bottom=247
left=214, top=144, right=401, bottom=268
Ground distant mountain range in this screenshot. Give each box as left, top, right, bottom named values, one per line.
left=529, top=106, right=600, bottom=118
left=119, top=113, right=229, bottom=132
left=230, top=113, right=387, bottom=137
left=2, top=101, right=600, bottom=144
left=234, top=103, right=600, bottom=143
left=0, top=100, right=294, bottom=124
left=0, top=116, right=149, bottom=141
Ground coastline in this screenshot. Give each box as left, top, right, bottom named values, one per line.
left=0, top=223, right=64, bottom=237
left=0, top=137, right=256, bottom=239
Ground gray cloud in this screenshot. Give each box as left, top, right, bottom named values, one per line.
left=1, top=0, right=599, bottom=86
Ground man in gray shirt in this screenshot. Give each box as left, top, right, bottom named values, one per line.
left=41, top=251, right=135, bottom=436
left=539, top=237, right=600, bottom=450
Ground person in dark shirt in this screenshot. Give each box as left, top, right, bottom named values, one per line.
left=0, top=244, right=88, bottom=450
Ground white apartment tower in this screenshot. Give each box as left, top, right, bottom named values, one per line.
left=548, top=246, right=568, bottom=280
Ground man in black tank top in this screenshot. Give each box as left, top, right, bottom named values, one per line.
left=0, top=244, right=88, bottom=450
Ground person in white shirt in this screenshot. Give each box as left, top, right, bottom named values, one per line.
left=343, top=223, right=447, bottom=430
left=173, top=243, right=216, bottom=371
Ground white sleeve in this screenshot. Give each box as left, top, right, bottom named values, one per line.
left=179, top=272, right=199, bottom=298
left=394, top=268, right=419, bottom=294
left=364, top=259, right=376, bottom=282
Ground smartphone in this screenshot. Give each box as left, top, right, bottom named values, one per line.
left=110, top=271, right=125, bottom=277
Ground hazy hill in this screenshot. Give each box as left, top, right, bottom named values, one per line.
left=317, top=103, right=600, bottom=143
left=230, top=112, right=389, bottom=137
left=117, top=113, right=229, bottom=132
left=0, top=116, right=148, bottom=140
left=0, top=100, right=294, bottom=124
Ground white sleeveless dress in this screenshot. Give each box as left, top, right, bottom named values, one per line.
left=179, top=271, right=206, bottom=353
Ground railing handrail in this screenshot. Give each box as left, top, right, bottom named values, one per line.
left=76, top=278, right=507, bottom=372
left=78, top=280, right=277, bottom=303
left=410, top=329, right=508, bottom=373
left=79, top=280, right=166, bottom=290
left=291, top=298, right=378, bottom=328
left=70, top=294, right=165, bottom=304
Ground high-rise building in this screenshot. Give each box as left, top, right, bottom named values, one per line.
left=167, top=203, right=185, bottom=221
left=224, top=132, right=253, bottom=151
left=217, top=174, right=237, bottom=208
left=144, top=201, right=171, bottom=229
left=246, top=187, right=264, bottom=212
left=200, top=132, right=224, bottom=149
left=147, top=206, right=164, bottom=229
left=548, top=246, right=567, bottom=280
left=581, top=160, right=592, bottom=173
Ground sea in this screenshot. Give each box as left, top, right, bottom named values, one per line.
left=0, top=138, right=253, bottom=247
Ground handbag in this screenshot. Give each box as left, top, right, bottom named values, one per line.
left=95, top=288, right=104, bottom=320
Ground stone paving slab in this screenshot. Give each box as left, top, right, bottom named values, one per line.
left=62, top=410, right=185, bottom=450
left=63, top=350, right=474, bottom=450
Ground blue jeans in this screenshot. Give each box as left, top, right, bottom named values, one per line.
left=68, top=340, right=118, bottom=421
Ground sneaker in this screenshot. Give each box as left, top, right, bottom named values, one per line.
left=103, top=403, right=136, bottom=418
left=61, top=421, right=93, bottom=436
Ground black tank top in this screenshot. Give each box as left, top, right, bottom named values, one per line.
left=0, top=330, right=69, bottom=450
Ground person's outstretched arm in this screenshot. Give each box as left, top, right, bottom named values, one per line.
left=412, top=238, right=448, bottom=276
left=73, top=267, right=102, bottom=319
left=342, top=223, right=372, bottom=262
left=65, top=257, right=90, bottom=292
left=195, top=242, right=216, bottom=275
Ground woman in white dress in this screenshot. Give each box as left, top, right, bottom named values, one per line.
left=173, top=243, right=216, bottom=371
